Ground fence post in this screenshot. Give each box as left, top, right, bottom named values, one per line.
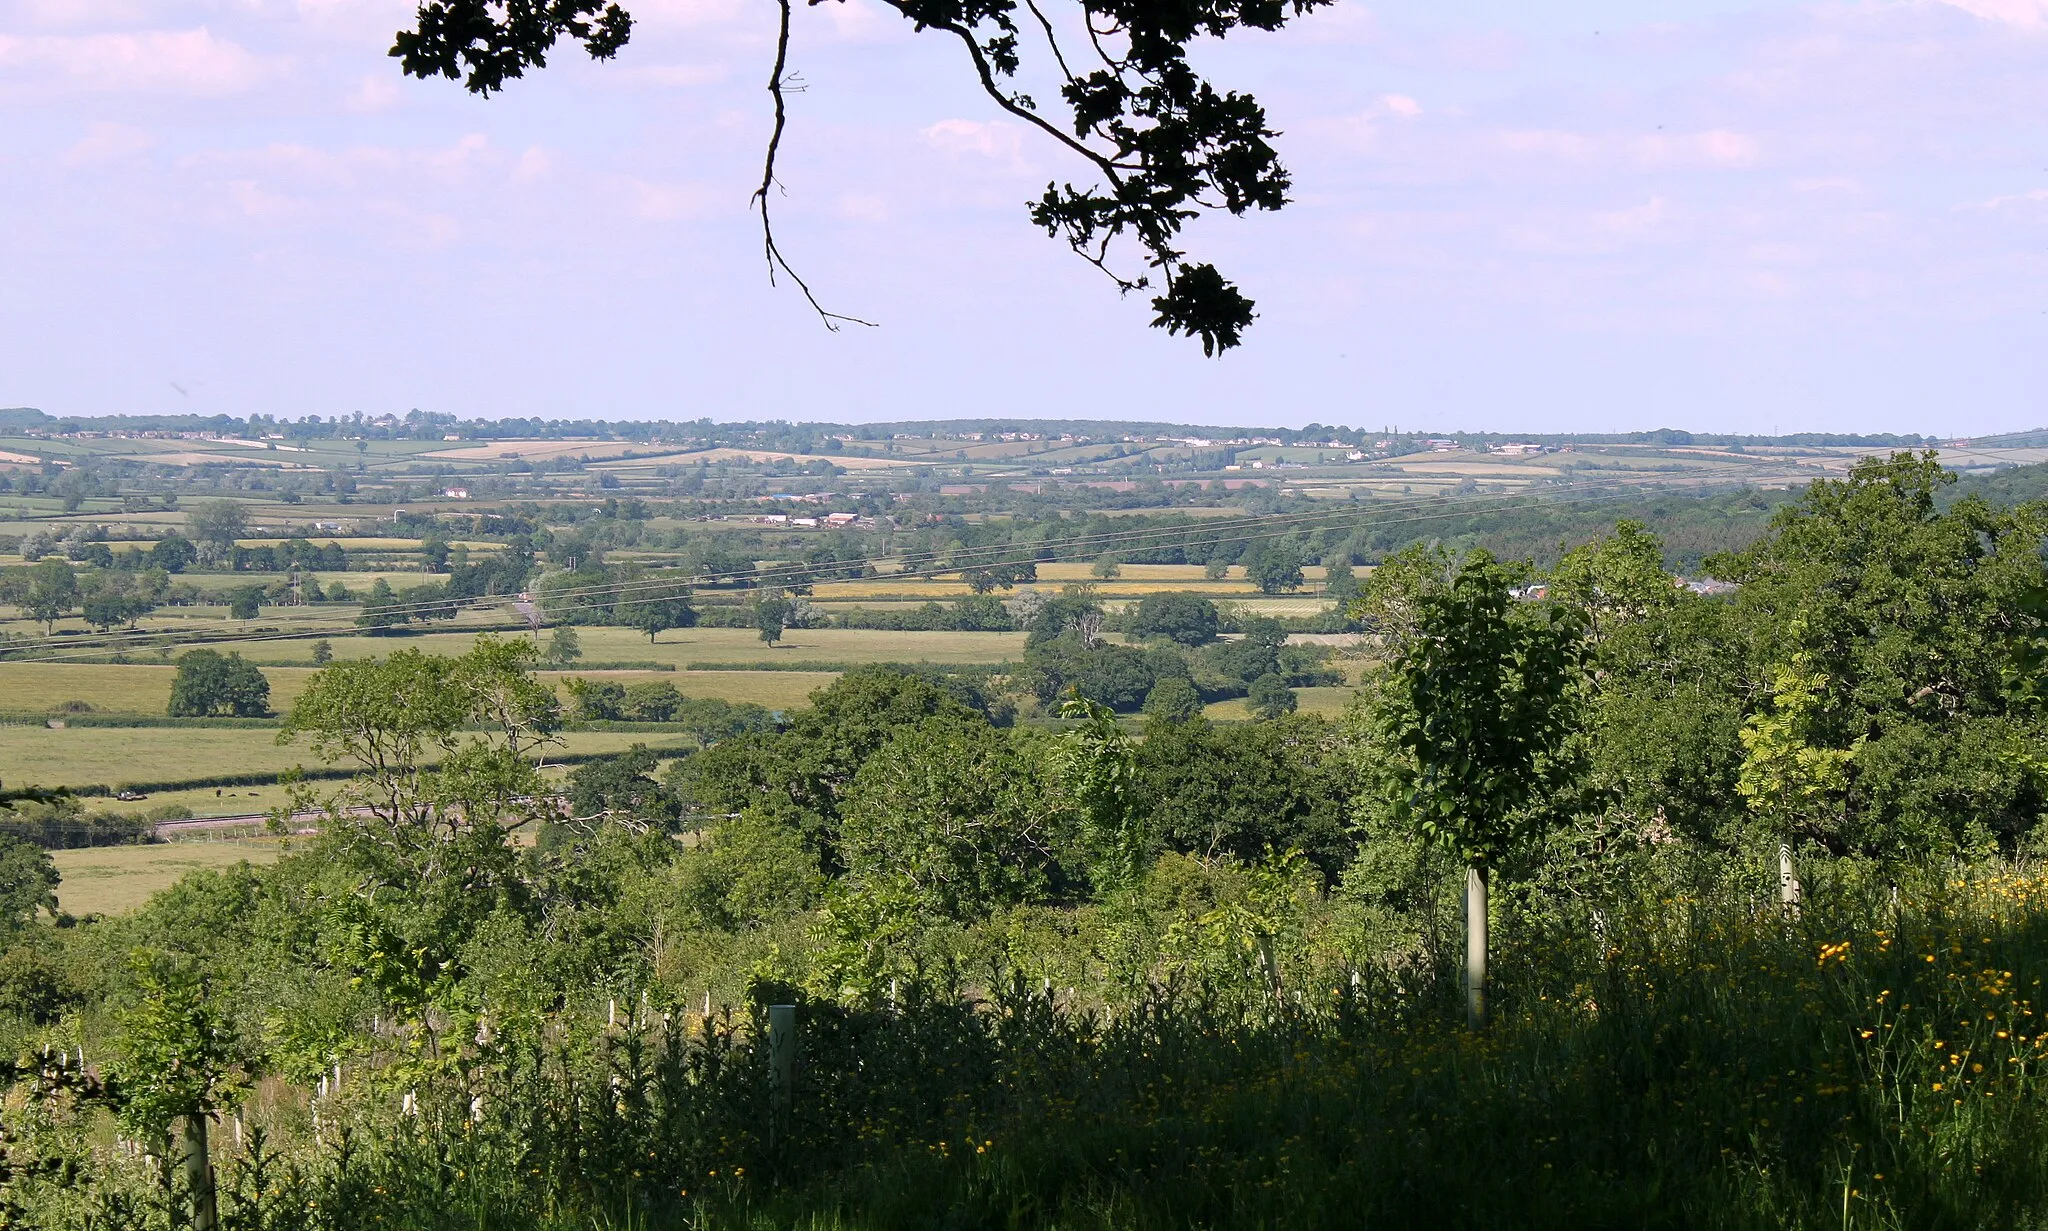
left=768, top=1004, right=797, bottom=1145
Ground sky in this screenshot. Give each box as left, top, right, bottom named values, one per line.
left=2, top=0, right=2045, bottom=434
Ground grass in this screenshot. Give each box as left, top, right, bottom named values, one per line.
left=1203, top=685, right=1355, bottom=720
left=35, top=859, right=2048, bottom=1227
left=49, top=836, right=283, bottom=916
left=0, top=663, right=321, bottom=715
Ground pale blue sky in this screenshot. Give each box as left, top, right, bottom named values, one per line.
left=3, top=0, right=2044, bottom=433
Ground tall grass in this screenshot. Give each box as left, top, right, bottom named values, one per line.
left=18, top=862, right=2048, bottom=1229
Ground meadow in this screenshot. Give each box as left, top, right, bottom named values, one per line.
left=48, top=837, right=282, bottom=916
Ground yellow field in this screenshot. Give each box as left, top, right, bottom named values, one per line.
left=0, top=726, right=680, bottom=792
left=51, top=838, right=284, bottom=916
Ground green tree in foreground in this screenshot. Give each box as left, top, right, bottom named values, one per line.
left=0, top=835, right=58, bottom=933
left=1377, top=552, right=1583, bottom=1029
left=278, top=635, right=561, bottom=840
left=109, top=949, right=249, bottom=1231
left=167, top=650, right=271, bottom=718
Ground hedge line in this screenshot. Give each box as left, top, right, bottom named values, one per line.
left=0, top=714, right=285, bottom=730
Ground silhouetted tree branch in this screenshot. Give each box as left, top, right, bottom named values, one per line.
left=390, top=0, right=1329, bottom=353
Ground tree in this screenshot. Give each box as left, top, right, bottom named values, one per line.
left=227, top=587, right=262, bottom=621
left=0, top=835, right=58, bottom=933
left=568, top=677, right=627, bottom=721
left=1245, top=541, right=1305, bottom=594
left=838, top=716, right=1058, bottom=919
left=1142, top=676, right=1204, bottom=723
left=391, top=0, right=1332, bottom=354
left=1204, top=558, right=1231, bottom=581
left=676, top=667, right=982, bottom=868
left=1323, top=556, right=1361, bottom=606
left=1375, top=552, right=1584, bottom=1030
left=623, top=680, right=683, bottom=722
left=1026, top=591, right=1106, bottom=648
left=1707, top=453, right=2048, bottom=857
left=168, top=650, right=272, bottom=717
left=757, top=595, right=791, bottom=645
left=1736, top=651, right=1859, bottom=910
left=1246, top=672, right=1297, bottom=719
left=1550, top=520, right=1677, bottom=646
left=186, top=500, right=247, bottom=564
left=148, top=534, right=198, bottom=573
left=110, top=949, right=249, bottom=1231
left=3, top=558, right=79, bottom=633
left=1351, top=541, right=1456, bottom=643
left=79, top=569, right=154, bottom=631
left=563, top=744, right=677, bottom=832
left=619, top=585, right=698, bottom=643
left=961, top=561, right=1036, bottom=594
left=1129, top=592, right=1220, bottom=646
left=277, top=636, right=562, bottom=837
left=1091, top=554, right=1123, bottom=580
left=311, top=639, right=333, bottom=666
left=545, top=626, right=583, bottom=666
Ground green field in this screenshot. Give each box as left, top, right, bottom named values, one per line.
left=0, top=662, right=320, bottom=714
left=1203, top=685, right=1355, bottom=720
left=0, top=726, right=689, bottom=792
left=50, top=837, right=284, bottom=916
left=0, top=659, right=841, bottom=719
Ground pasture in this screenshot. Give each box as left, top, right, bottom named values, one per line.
left=50, top=837, right=284, bottom=916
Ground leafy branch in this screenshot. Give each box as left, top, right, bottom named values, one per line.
left=390, top=0, right=1326, bottom=352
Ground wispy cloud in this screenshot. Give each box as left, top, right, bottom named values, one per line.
left=0, top=27, right=274, bottom=96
